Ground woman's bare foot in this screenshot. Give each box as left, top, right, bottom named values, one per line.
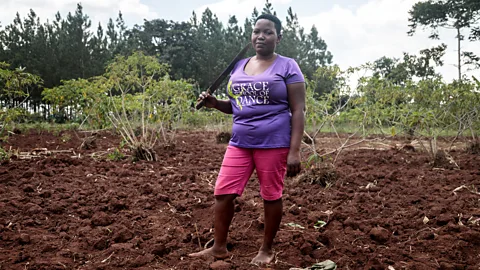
left=188, top=247, right=229, bottom=259
left=251, top=249, right=275, bottom=265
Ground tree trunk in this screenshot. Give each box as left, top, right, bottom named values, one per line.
left=457, top=27, right=462, bottom=81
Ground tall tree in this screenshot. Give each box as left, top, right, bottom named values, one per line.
left=262, top=0, right=277, bottom=16
left=194, top=8, right=227, bottom=88
left=277, top=7, right=301, bottom=59
left=408, top=0, right=480, bottom=80
left=300, top=25, right=333, bottom=79
left=225, top=15, right=245, bottom=51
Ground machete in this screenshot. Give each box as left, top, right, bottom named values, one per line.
left=196, top=43, right=251, bottom=110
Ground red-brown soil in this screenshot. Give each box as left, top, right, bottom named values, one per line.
left=1, top=129, right=479, bottom=270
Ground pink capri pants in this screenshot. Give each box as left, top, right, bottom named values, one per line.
left=214, top=145, right=289, bottom=201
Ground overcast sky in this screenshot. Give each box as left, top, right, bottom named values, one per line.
left=0, top=0, right=477, bottom=82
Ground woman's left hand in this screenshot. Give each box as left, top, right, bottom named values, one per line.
left=286, top=150, right=301, bottom=177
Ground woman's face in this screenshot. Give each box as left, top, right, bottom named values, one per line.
left=251, top=19, right=281, bottom=56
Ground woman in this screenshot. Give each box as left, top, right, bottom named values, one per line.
left=189, top=13, right=306, bottom=265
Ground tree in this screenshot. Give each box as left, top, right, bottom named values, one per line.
left=225, top=15, right=245, bottom=56
left=262, top=0, right=277, bottom=16
left=139, top=19, right=199, bottom=80
left=408, top=0, right=480, bottom=80
left=0, top=62, right=42, bottom=105
left=371, top=44, right=446, bottom=85
left=193, top=8, right=227, bottom=88
left=301, top=25, right=333, bottom=79
left=277, top=7, right=300, bottom=59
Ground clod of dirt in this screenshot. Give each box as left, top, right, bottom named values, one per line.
left=25, top=203, right=43, bottom=215
left=22, top=185, right=35, bottom=193
left=369, top=227, right=390, bottom=243
left=131, top=254, right=155, bottom=267
left=41, top=244, right=57, bottom=253
left=14, top=251, right=29, bottom=263
left=289, top=206, right=300, bottom=215
left=41, top=169, right=54, bottom=177
left=18, top=234, right=31, bottom=245
left=80, top=135, right=97, bottom=150
left=93, top=237, right=110, bottom=250
left=364, top=258, right=384, bottom=270
left=439, top=262, right=456, bottom=270
left=307, top=211, right=329, bottom=224
left=418, top=231, right=435, bottom=240
left=436, top=214, right=452, bottom=226
left=466, top=140, right=480, bottom=155
left=400, top=144, right=416, bottom=152
left=91, top=212, right=113, bottom=226
left=210, top=260, right=231, bottom=270
left=156, top=194, right=170, bottom=202
left=216, top=132, right=231, bottom=144
left=39, top=190, right=52, bottom=198
left=432, top=151, right=457, bottom=169
left=302, top=134, right=313, bottom=144
left=0, top=173, right=13, bottom=184
left=113, top=228, right=134, bottom=243
left=316, top=233, right=331, bottom=246
left=162, top=143, right=176, bottom=151
left=311, top=249, right=324, bottom=260
left=109, top=199, right=128, bottom=213
left=21, top=171, right=34, bottom=179
left=459, top=231, right=480, bottom=245
left=300, top=242, right=313, bottom=255
left=151, top=244, right=170, bottom=256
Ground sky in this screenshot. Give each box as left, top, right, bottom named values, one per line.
left=0, top=0, right=478, bottom=83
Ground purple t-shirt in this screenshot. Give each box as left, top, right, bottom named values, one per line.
left=225, top=54, right=305, bottom=148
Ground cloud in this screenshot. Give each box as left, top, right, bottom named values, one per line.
left=300, top=0, right=476, bottom=81
left=0, top=0, right=156, bottom=29
left=195, top=0, right=475, bottom=81
left=195, top=0, right=292, bottom=23
left=1, top=0, right=475, bottom=82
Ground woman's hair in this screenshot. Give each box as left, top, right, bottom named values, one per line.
left=255, top=14, right=282, bottom=35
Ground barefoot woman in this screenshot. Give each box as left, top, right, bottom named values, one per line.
left=189, top=13, right=306, bottom=265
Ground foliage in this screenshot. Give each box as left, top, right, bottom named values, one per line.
left=371, top=44, right=447, bottom=84
left=42, top=78, right=108, bottom=125
left=0, top=62, right=43, bottom=134
left=104, top=51, right=193, bottom=161
left=107, top=148, right=125, bottom=161
left=0, top=147, right=11, bottom=161
left=303, top=65, right=363, bottom=170
left=355, top=63, right=480, bottom=163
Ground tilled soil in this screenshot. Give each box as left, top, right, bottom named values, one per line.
left=0, top=130, right=479, bottom=270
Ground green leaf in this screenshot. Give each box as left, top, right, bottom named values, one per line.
left=314, top=220, right=327, bottom=229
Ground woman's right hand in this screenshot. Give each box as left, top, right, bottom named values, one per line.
left=198, top=91, right=218, bottom=109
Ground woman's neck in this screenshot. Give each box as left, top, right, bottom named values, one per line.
left=255, top=53, right=277, bottom=61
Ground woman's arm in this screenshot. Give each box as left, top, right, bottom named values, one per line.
left=214, top=100, right=233, bottom=114
left=286, top=82, right=306, bottom=177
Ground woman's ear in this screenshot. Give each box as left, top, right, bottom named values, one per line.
left=277, top=34, right=282, bottom=44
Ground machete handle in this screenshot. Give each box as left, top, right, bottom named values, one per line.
left=195, top=99, right=206, bottom=110
left=195, top=89, right=211, bottom=110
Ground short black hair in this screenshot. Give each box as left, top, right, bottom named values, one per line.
left=255, top=14, right=282, bottom=36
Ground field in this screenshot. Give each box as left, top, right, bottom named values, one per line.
left=0, top=129, right=479, bottom=270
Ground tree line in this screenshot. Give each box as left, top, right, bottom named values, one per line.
left=0, top=0, right=478, bottom=116
left=0, top=1, right=333, bottom=112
